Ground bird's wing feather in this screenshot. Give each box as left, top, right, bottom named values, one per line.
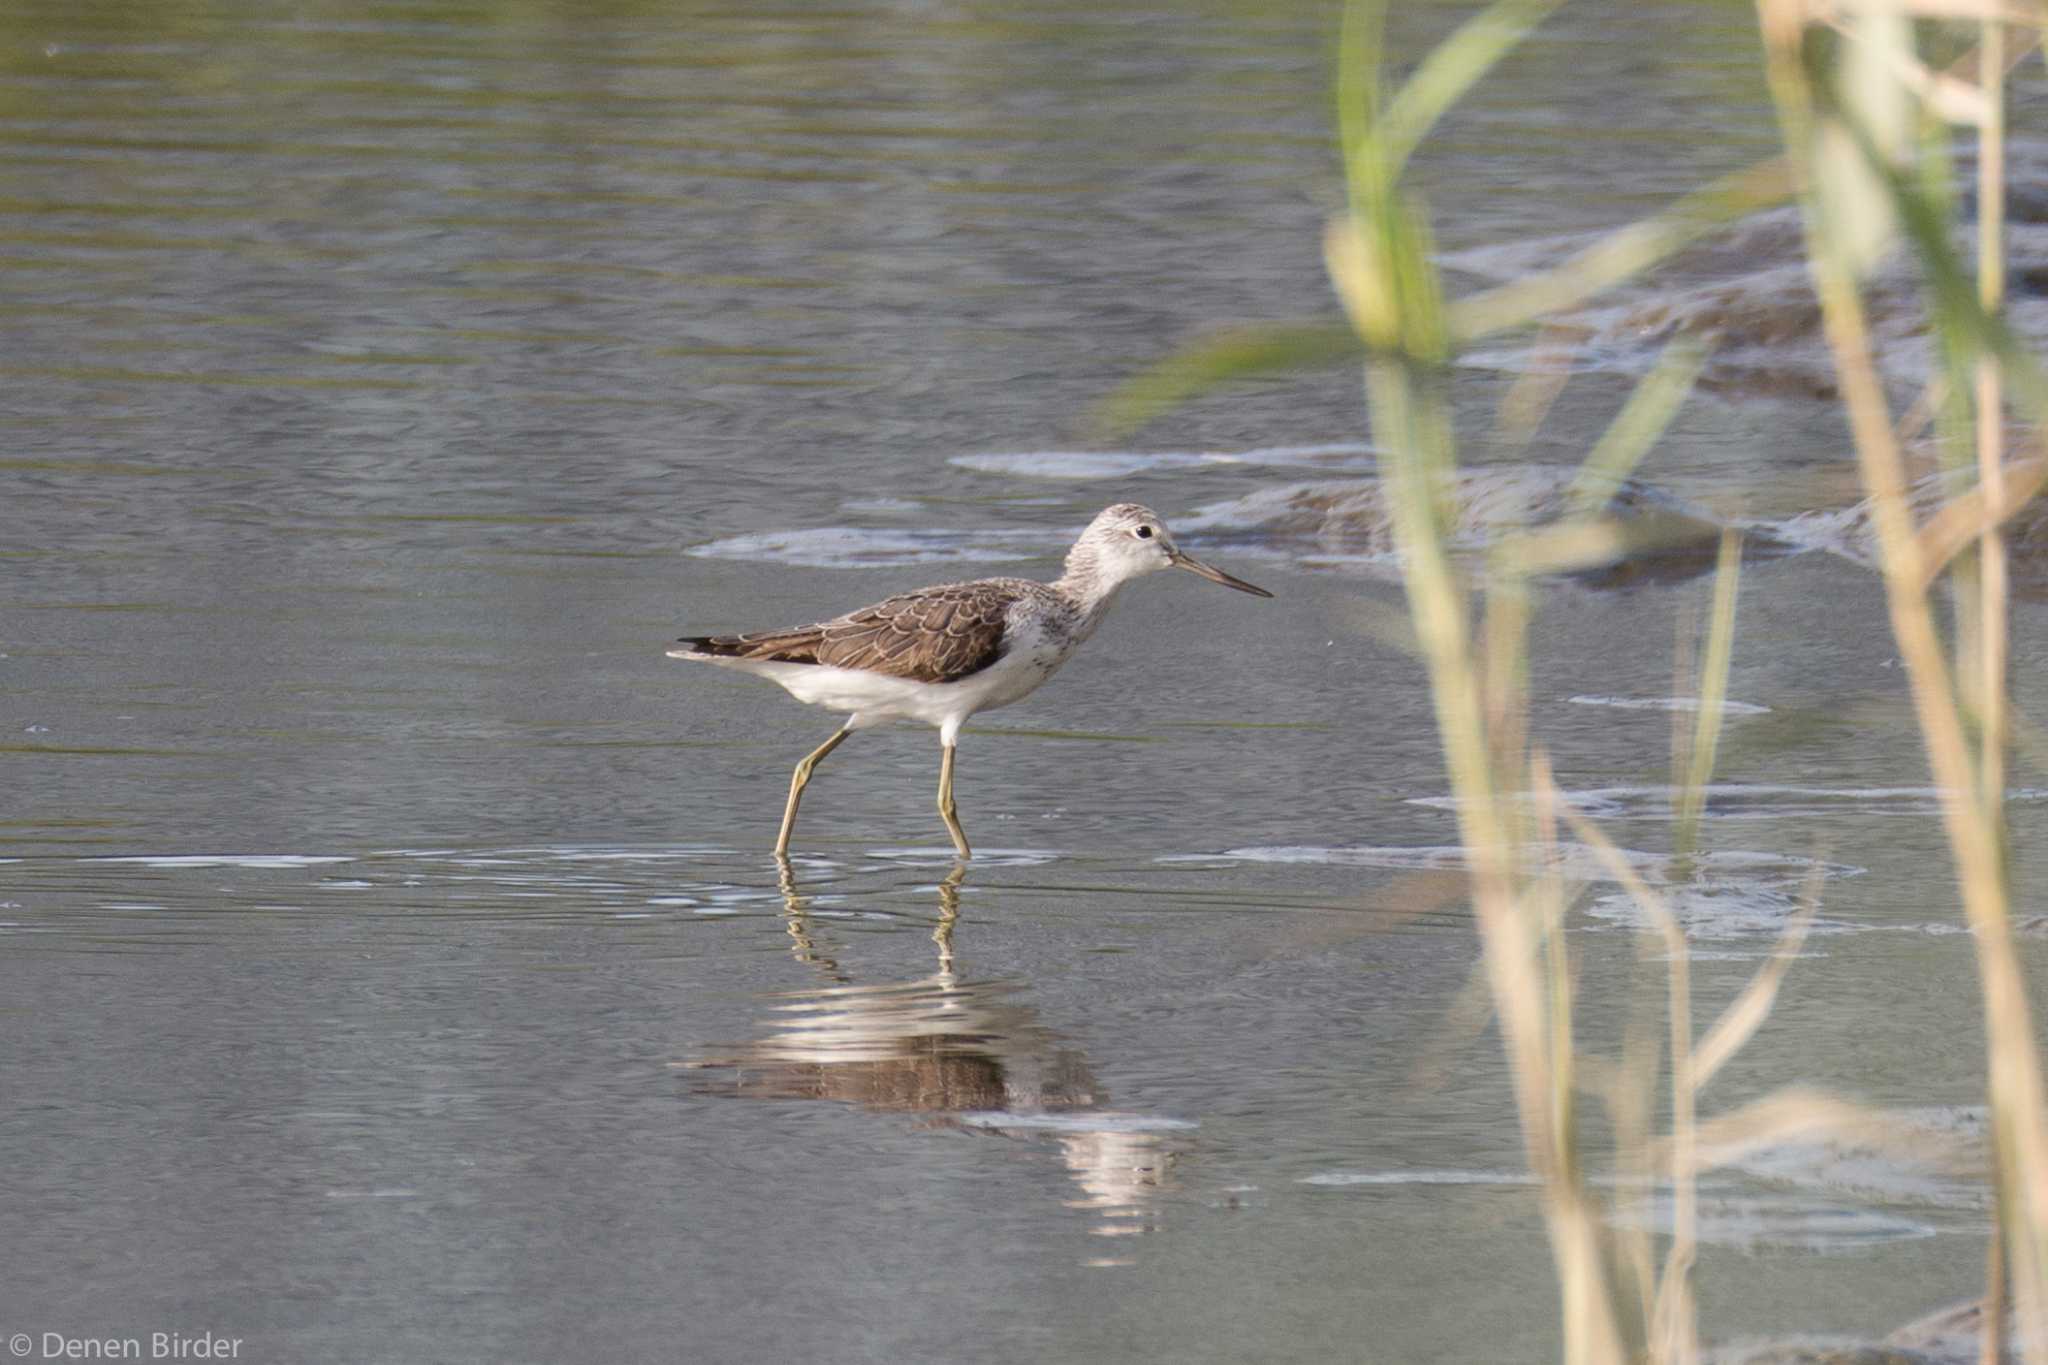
left=681, top=582, right=1021, bottom=684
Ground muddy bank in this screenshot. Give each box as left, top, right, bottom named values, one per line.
left=1715, top=1297, right=2015, bottom=1365
left=1446, top=141, right=2048, bottom=401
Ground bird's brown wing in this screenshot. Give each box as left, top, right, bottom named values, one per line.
left=679, top=582, right=1018, bottom=684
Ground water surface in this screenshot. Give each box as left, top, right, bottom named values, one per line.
left=2, top=2, right=2039, bottom=1361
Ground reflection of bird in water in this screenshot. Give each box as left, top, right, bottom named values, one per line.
left=683, top=859, right=1187, bottom=1241
left=668, top=503, right=1271, bottom=858
left=690, top=860, right=1094, bottom=1113
left=774, top=857, right=851, bottom=984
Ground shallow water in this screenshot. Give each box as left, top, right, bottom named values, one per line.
left=3, top=1, right=2043, bottom=1361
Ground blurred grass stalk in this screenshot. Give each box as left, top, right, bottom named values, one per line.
left=1325, top=2, right=1746, bottom=1359
left=1755, top=3, right=2048, bottom=1360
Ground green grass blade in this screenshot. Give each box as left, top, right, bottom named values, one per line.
left=1377, top=0, right=1565, bottom=180
left=1565, top=334, right=1709, bottom=516
left=1449, top=157, right=1796, bottom=341
left=1091, top=322, right=1365, bottom=438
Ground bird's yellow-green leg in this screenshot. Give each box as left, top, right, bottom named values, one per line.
left=937, top=742, right=971, bottom=860
left=775, top=726, right=851, bottom=856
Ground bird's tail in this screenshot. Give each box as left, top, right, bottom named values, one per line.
left=667, top=635, right=738, bottom=660
left=667, top=629, right=824, bottom=665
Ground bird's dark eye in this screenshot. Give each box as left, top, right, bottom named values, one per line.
left=1134, top=526, right=1154, bottom=539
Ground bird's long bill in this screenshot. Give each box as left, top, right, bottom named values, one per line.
left=1172, top=550, right=1274, bottom=598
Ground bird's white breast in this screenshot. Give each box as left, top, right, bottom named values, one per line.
left=970, top=610, right=1075, bottom=710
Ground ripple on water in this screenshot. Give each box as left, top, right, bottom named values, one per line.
left=863, top=846, right=1062, bottom=868
left=1158, top=844, right=1475, bottom=872
left=1408, top=783, right=2048, bottom=821
left=947, top=443, right=1375, bottom=482
left=1301, top=1168, right=1540, bottom=1187
left=1170, top=843, right=1863, bottom=941
left=499, top=845, right=731, bottom=863
left=1585, top=883, right=1841, bottom=941
left=1306, top=1167, right=1947, bottom=1250
left=16, top=845, right=852, bottom=944
left=1171, top=843, right=1858, bottom=883
left=838, top=496, right=925, bottom=515
left=1608, top=1193, right=1939, bottom=1251
left=1730, top=1105, right=1990, bottom=1211
left=953, top=1111, right=1199, bottom=1134
left=687, top=525, right=1048, bottom=568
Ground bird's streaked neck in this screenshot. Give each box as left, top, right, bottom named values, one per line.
left=1051, top=538, right=1133, bottom=619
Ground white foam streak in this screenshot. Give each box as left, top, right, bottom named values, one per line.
left=93, top=854, right=355, bottom=869
left=1569, top=695, right=1772, bottom=715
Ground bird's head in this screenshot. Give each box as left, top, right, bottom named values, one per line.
left=1073, top=503, right=1272, bottom=597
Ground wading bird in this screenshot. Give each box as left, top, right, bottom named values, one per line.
left=670, top=503, right=1272, bottom=859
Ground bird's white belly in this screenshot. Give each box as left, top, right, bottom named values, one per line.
left=713, top=632, right=1072, bottom=734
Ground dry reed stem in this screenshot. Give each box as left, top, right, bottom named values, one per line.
left=1975, top=15, right=2010, bottom=838
left=1677, top=1087, right=1911, bottom=1173
left=1337, top=212, right=1632, bottom=1358
left=1491, top=322, right=1587, bottom=447
left=1976, top=22, right=2011, bottom=1365
left=1692, top=876, right=1820, bottom=1090
left=1756, top=3, right=2048, bottom=1358
left=1911, top=455, right=2048, bottom=591
left=1676, top=532, right=1743, bottom=863
left=1827, top=153, right=2048, bottom=1365
left=1557, top=799, right=1849, bottom=1364
left=1652, top=892, right=1699, bottom=1365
